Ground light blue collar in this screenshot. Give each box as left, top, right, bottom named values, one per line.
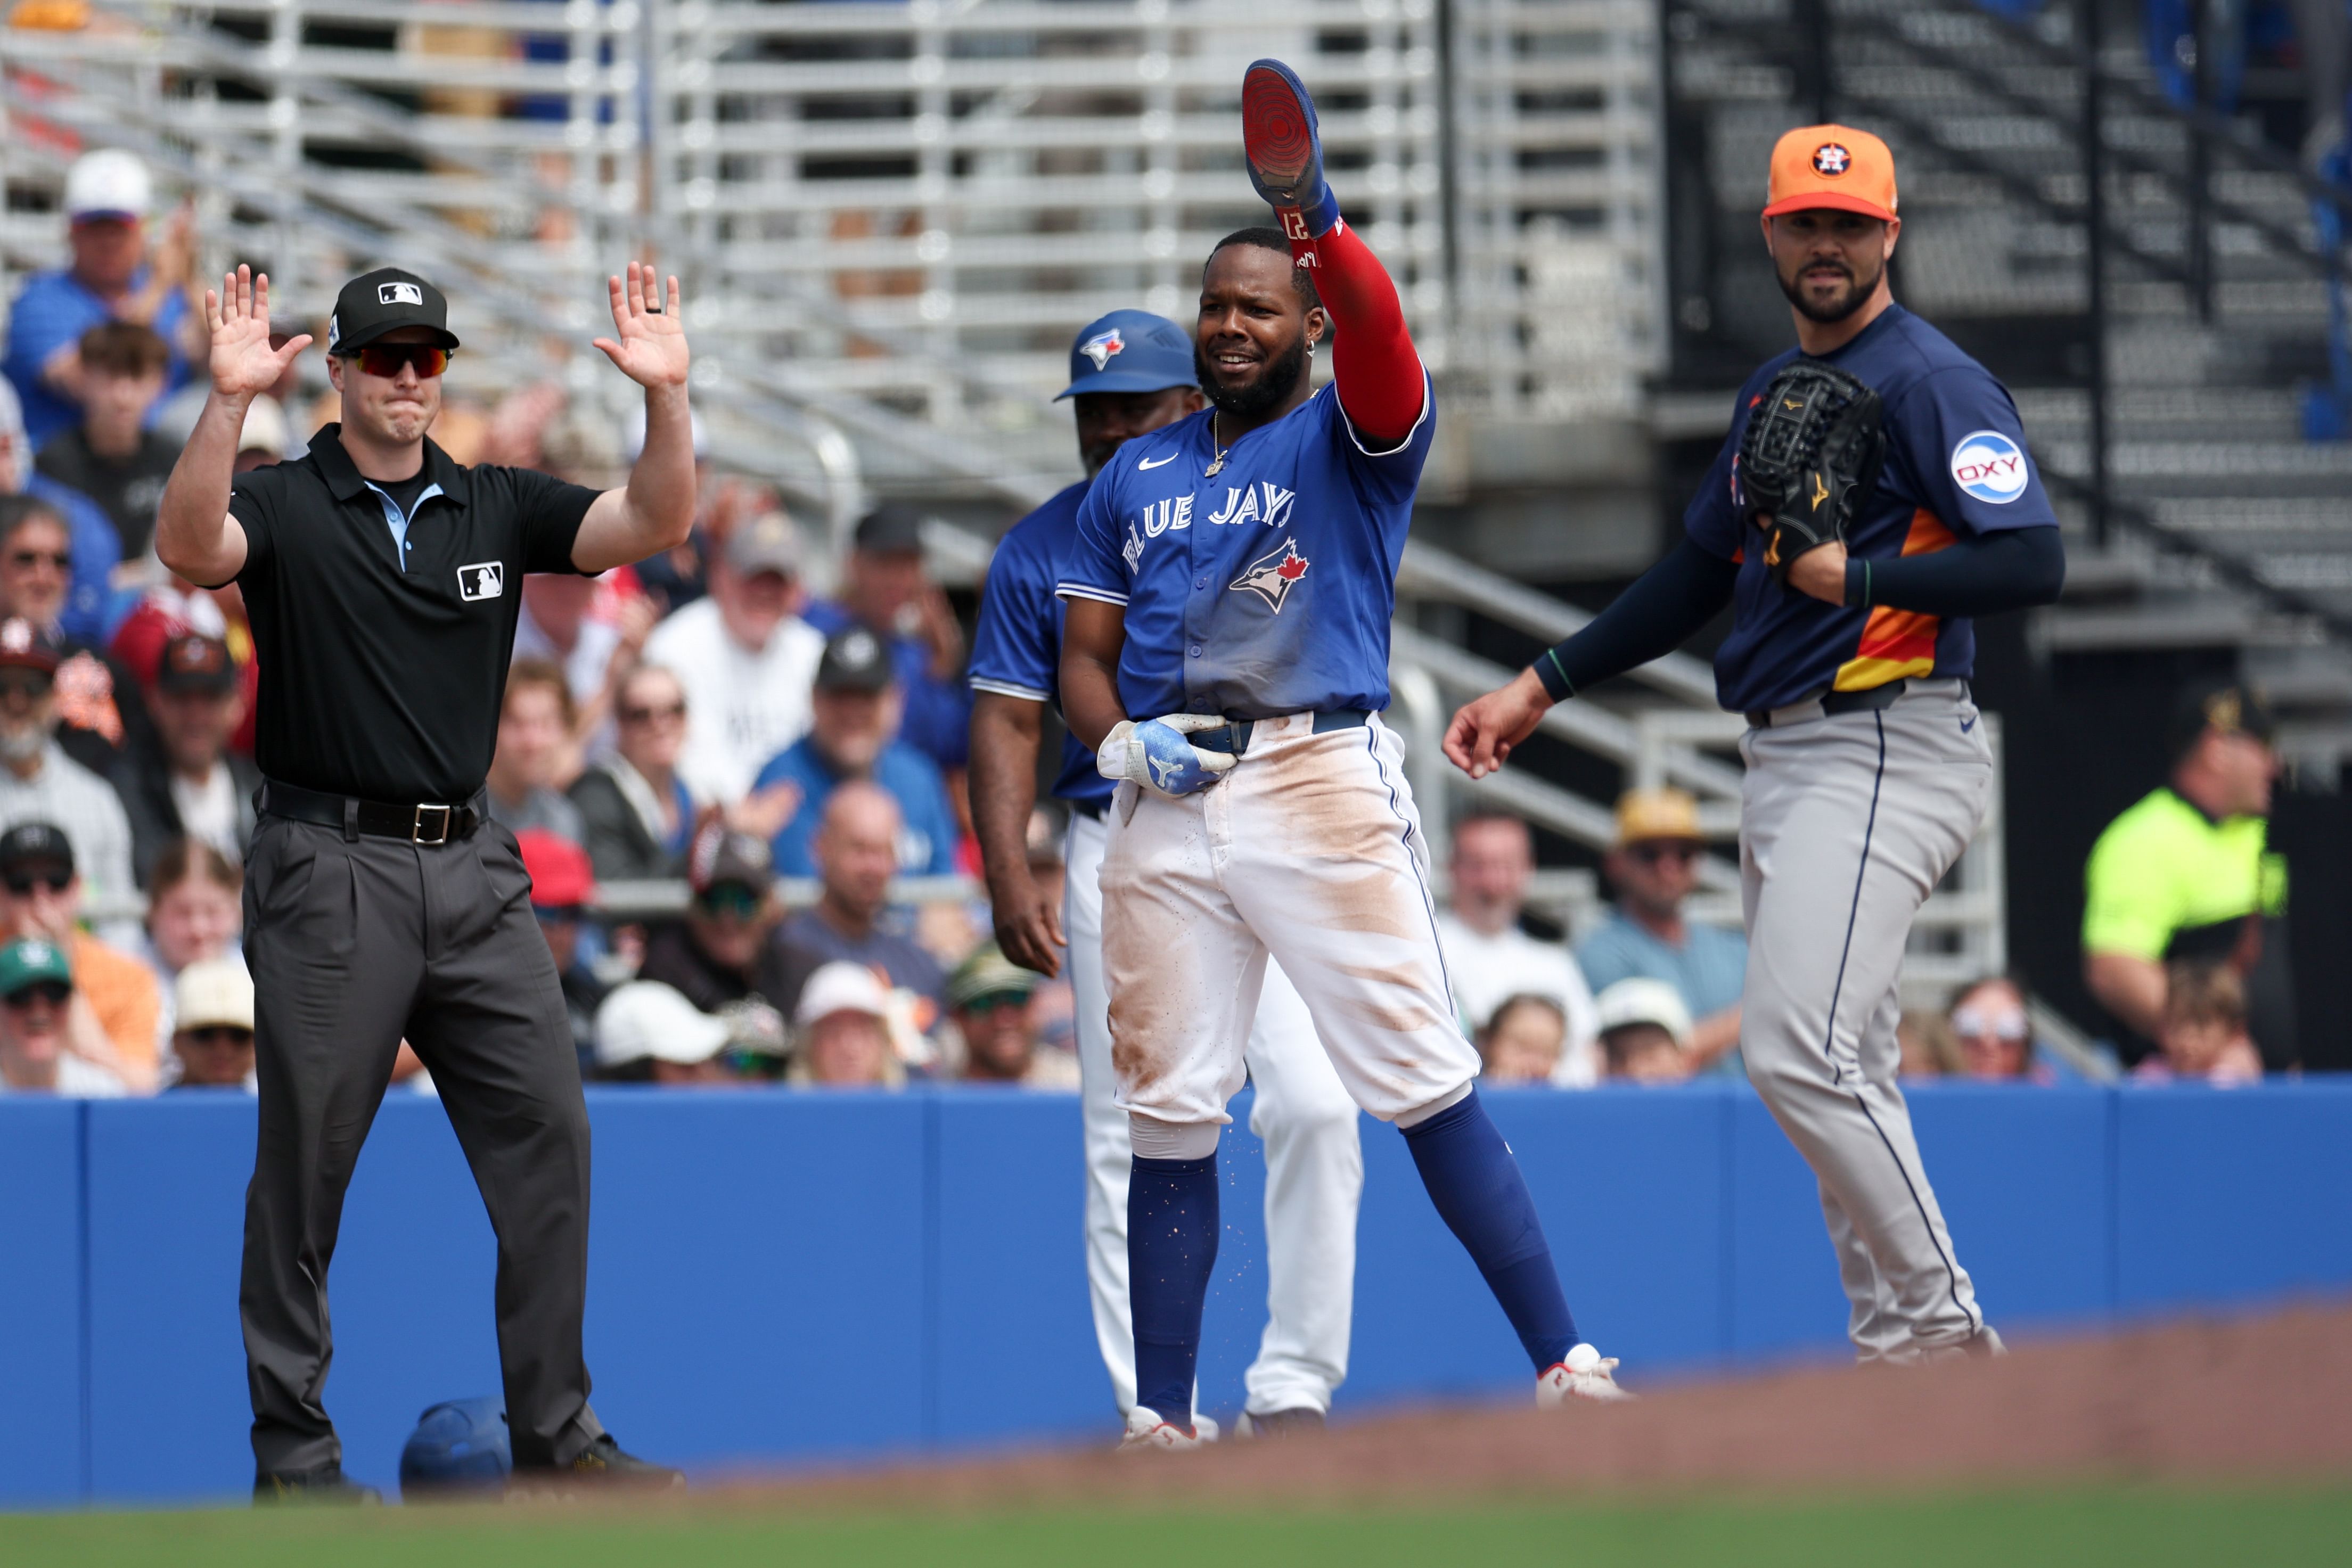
left=363, top=479, right=446, bottom=571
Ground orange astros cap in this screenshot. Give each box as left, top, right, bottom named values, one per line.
left=1763, top=125, right=1898, bottom=223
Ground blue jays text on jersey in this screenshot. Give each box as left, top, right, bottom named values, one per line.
left=1057, top=375, right=1436, bottom=722
left=1687, top=303, right=2060, bottom=713
left=966, top=480, right=1113, bottom=810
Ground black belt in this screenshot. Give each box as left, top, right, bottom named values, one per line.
left=260, top=778, right=486, bottom=845
left=1743, top=678, right=1973, bottom=729
left=1189, top=708, right=1371, bottom=758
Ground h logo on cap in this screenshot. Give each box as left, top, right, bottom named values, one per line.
left=378, top=281, right=424, bottom=307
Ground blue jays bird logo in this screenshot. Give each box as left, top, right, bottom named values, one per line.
left=1228, top=537, right=1310, bottom=612
left=1080, top=327, right=1125, bottom=371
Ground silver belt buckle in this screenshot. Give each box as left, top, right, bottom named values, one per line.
left=412, top=803, right=453, bottom=845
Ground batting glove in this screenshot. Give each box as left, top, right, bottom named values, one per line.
left=1097, top=715, right=1237, bottom=799
left=1242, top=59, right=1341, bottom=241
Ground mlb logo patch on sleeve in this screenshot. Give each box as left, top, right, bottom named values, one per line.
left=457, top=561, right=505, bottom=601
left=1948, top=431, right=2029, bottom=504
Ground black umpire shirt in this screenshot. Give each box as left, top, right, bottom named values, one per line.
left=225, top=423, right=599, bottom=802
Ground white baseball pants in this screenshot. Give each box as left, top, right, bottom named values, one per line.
left=1738, top=680, right=1993, bottom=1362
left=1067, top=806, right=1363, bottom=1418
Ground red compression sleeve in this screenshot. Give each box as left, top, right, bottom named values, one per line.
left=1289, top=216, right=1424, bottom=447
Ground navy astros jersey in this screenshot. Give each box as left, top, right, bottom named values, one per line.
left=1057, top=375, right=1435, bottom=721
left=1689, top=303, right=2058, bottom=713
left=968, top=480, right=1113, bottom=811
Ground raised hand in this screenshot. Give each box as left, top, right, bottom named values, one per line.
left=591, top=261, right=690, bottom=390
left=204, top=266, right=309, bottom=400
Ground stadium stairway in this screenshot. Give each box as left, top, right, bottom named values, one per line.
left=1662, top=0, right=2352, bottom=775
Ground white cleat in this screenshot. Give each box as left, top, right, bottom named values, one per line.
left=1536, top=1342, right=1634, bottom=1406
left=1119, top=1405, right=1216, bottom=1451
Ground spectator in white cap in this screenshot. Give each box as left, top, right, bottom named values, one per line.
left=593, top=981, right=734, bottom=1086
left=3, top=149, right=201, bottom=448
left=642, top=509, right=824, bottom=806
left=1594, top=978, right=1697, bottom=1086
left=789, top=960, right=904, bottom=1089
left=168, top=957, right=256, bottom=1090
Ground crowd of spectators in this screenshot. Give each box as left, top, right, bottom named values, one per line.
left=0, top=146, right=2299, bottom=1101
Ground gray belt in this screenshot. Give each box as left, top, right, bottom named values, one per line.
left=1189, top=708, right=1371, bottom=757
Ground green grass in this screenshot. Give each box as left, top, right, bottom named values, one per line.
left=2, top=1488, right=2346, bottom=1567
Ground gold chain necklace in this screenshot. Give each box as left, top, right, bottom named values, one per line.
left=1204, top=411, right=1234, bottom=478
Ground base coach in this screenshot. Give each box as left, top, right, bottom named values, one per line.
left=156, top=263, right=695, bottom=1499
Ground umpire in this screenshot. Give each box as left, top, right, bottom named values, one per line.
left=155, top=262, right=695, bottom=1499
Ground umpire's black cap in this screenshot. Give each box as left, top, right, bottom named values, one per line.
left=326, top=267, right=460, bottom=356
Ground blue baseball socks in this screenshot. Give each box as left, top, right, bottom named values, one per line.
left=1127, top=1152, right=1219, bottom=1431
left=1400, top=1089, right=1579, bottom=1372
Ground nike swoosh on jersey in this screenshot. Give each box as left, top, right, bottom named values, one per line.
left=1137, top=454, right=1179, bottom=470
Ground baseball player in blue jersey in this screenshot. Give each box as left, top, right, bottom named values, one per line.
left=1449, top=126, right=2067, bottom=1363
left=1056, top=62, right=1630, bottom=1449
left=969, top=309, right=1365, bottom=1438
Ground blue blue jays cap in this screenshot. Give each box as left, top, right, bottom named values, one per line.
left=1056, top=310, right=1197, bottom=400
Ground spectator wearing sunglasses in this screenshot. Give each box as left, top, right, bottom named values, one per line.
left=948, top=944, right=1078, bottom=1090
left=568, top=662, right=695, bottom=882
left=0, top=377, right=128, bottom=647
left=0, top=819, right=157, bottom=1089
left=1576, top=789, right=1747, bottom=1077
left=1435, top=811, right=1601, bottom=1086
left=1945, top=974, right=2062, bottom=1085
left=0, top=495, right=154, bottom=779
left=0, top=935, right=126, bottom=1097
left=116, top=633, right=259, bottom=885
left=168, top=957, right=256, bottom=1091
left=0, top=619, right=140, bottom=935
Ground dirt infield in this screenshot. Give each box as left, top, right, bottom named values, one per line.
left=741, top=1301, right=2352, bottom=1509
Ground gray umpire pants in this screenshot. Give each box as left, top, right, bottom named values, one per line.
left=1738, top=679, right=1992, bottom=1362
left=240, top=812, right=604, bottom=1475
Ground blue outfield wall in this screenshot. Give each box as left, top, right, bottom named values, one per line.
left=3, top=1078, right=2350, bottom=1506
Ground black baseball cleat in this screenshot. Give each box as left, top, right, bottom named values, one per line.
left=253, top=1465, right=383, bottom=1506
left=509, top=1434, right=685, bottom=1497
left=1237, top=1407, right=1326, bottom=1439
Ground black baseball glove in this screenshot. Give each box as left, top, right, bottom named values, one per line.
left=1736, top=362, right=1887, bottom=588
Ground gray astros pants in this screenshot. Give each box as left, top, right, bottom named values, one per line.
left=1737, top=678, right=1992, bottom=1362
left=240, top=812, right=604, bottom=1476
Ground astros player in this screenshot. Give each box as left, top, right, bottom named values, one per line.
left=1056, top=61, right=1629, bottom=1448
left=969, top=309, right=1365, bottom=1438
left=1448, top=126, right=2067, bottom=1362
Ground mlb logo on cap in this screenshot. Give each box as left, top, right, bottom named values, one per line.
left=378, top=281, right=424, bottom=307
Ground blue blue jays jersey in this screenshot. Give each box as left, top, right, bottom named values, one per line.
left=967, top=481, right=1113, bottom=810
left=1057, top=377, right=1435, bottom=720
left=1686, top=304, right=2059, bottom=713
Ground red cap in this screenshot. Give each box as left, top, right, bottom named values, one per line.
left=515, top=828, right=595, bottom=908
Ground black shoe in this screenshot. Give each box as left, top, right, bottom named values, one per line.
left=510, top=1434, right=685, bottom=1496
left=253, top=1465, right=382, bottom=1506
left=1239, top=1407, right=1326, bottom=1439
